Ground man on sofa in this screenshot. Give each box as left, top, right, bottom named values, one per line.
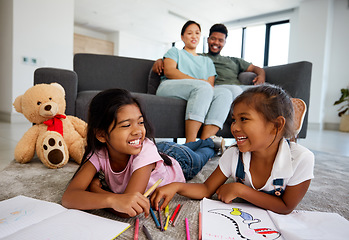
left=152, top=23, right=266, bottom=99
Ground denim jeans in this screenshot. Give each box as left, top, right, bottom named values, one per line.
left=156, top=138, right=215, bottom=180
left=156, top=79, right=232, bottom=129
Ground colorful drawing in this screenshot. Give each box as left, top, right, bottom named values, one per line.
left=0, top=209, right=29, bottom=225
left=208, top=208, right=281, bottom=240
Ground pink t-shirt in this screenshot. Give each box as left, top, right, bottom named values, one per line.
left=89, top=138, right=185, bottom=194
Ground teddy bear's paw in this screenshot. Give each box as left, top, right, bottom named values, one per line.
left=38, top=132, right=69, bottom=168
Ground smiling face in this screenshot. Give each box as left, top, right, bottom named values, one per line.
left=207, top=31, right=226, bottom=55
left=97, top=103, right=146, bottom=163
left=231, top=102, right=278, bottom=154
left=181, top=23, right=201, bottom=51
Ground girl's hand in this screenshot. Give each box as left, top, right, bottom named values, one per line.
left=150, top=183, right=178, bottom=210
left=215, top=182, right=244, bottom=203
left=109, top=192, right=150, bottom=218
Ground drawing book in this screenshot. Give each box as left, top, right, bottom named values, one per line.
left=0, top=195, right=130, bottom=240
left=200, top=198, right=349, bottom=240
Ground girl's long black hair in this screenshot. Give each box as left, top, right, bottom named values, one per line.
left=73, top=88, right=171, bottom=178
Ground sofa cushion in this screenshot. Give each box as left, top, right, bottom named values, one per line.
left=75, top=90, right=187, bottom=138
left=238, top=72, right=256, bottom=85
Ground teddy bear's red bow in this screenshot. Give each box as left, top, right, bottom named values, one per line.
left=43, top=114, right=66, bottom=136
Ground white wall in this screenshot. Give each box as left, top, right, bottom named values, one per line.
left=289, top=0, right=349, bottom=129
left=326, top=0, right=349, bottom=127
left=289, top=0, right=334, bottom=130
left=0, top=0, right=74, bottom=122
left=0, top=1, right=13, bottom=121
left=74, top=26, right=170, bottom=60
left=118, top=31, right=169, bottom=60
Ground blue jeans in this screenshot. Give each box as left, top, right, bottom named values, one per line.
left=156, top=138, right=215, bottom=180
left=156, top=79, right=232, bottom=129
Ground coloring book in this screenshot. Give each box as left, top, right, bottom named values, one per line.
left=200, top=198, right=349, bottom=240
left=0, top=195, right=130, bottom=240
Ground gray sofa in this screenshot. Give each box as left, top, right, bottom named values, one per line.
left=34, top=53, right=312, bottom=139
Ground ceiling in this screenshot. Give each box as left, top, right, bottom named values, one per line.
left=74, top=0, right=302, bottom=43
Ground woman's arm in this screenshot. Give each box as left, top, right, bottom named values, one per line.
left=151, top=166, right=228, bottom=210
left=152, top=58, right=164, bottom=75
left=61, top=162, right=150, bottom=217
left=207, top=76, right=215, bottom=87
left=163, top=58, right=195, bottom=80
left=216, top=180, right=311, bottom=214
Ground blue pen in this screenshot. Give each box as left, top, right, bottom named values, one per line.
left=150, top=207, right=161, bottom=228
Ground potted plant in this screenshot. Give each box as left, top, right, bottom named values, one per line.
left=334, top=87, right=349, bottom=132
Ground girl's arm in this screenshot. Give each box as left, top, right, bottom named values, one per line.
left=123, top=163, right=156, bottom=194
left=151, top=166, right=228, bottom=210
left=216, top=180, right=311, bottom=214
left=61, top=161, right=150, bottom=217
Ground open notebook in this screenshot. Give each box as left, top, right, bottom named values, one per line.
left=200, top=198, right=349, bottom=240
left=0, top=195, right=130, bottom=240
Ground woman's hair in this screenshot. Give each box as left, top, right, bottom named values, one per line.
left=73, top=88, right=171, bottom=178
left=232, top=84, right=295, bottom=139
left=209, top=23, right=228, bottom=38
left=181, top=20, right=201, bottom=35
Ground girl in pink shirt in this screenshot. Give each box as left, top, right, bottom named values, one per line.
left=62, top=88, right=216, bottom=218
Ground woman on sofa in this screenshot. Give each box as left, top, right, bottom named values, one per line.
left=156, top=20, right=232, bottom=143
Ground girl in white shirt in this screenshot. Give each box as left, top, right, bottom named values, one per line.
left=151, top=84, right=314, bottom=214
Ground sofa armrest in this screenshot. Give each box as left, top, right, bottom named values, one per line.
left=34, top=68, right=78, bottom=116
left=264, top=61, right=312, bottom=138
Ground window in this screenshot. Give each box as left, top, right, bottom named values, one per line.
left=224, top=20, right=290, bottom=67
left=266, top=21, right=290, bottom=66
left=243, top=25, right=266, bottom=67
left=220, top=28, right=242, bottom=57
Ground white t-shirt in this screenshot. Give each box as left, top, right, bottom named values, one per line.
left=89, top=138, right=185, bottom=194
left=218, top=138, right=314, bottom=193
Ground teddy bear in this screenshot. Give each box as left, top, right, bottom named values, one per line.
left=13, top=83, right=87, bottom=169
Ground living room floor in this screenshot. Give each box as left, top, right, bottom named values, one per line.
left=0, top=121, right=348, bottom=171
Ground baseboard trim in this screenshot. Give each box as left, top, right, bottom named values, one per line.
left=324, top=122, right=340, bottom=131
left=308, top=122, right=340, bottom=131
left=0, top=111, right=27, bottom=123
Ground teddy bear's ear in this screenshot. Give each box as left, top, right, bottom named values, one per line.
left=51, top=83, right=66, bottom=97
left=13, top=95, right=23, bottom=113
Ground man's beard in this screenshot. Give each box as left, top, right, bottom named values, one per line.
left=208, top=49, right=220, bottom=56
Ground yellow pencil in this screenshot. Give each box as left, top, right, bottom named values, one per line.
left=143, top=178, right=163, bottom=197
left=164, top=205, right=170, bottom=231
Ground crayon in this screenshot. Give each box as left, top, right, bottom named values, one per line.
left=142, top=225, right=153, bottom=240
left=143, top=178, right=163, bottom=197
left=164, top=205, right=170, bottom=231
left=149, top=207, right=160, bottom=228
left=169, top=204, right=181, bottom=224
left=172, top=203, right=185, bottom=226
left=198, top=212, right=202, bottom=240
left=158, top=207, right=164, bottom=231
left=185, top=218, right=191, bottom=240
left=134, top=218, right=139, bottom=240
